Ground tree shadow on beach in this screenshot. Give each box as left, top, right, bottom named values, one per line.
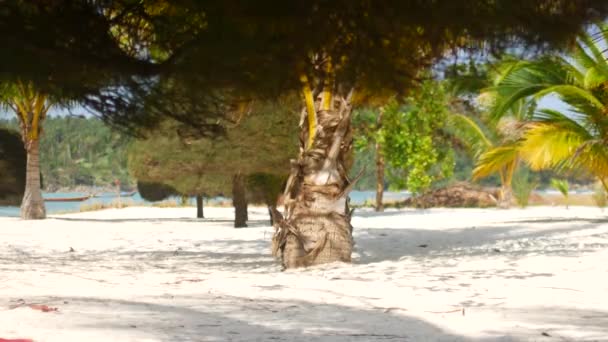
left=502, top=217, right=608, bottom=225
left=354, top=209, right=428, bottom=218
left=0, top=237, right=279, bottom=276
left=353, top=213, right=608, bottom=264
left=50, top=216, right=272, bottom=227
left=7, top=209, right=608, bottom=276
left=9, top=294, right=557, bottom=342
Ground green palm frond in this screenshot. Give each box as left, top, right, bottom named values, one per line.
left=484, top=22, right=608, bottom=185
left=555, top=56, right=585, bottom=85
left=488, top=59, right=569, bottom=121
left=490, top=59, right=524, bottom=86
left=597, top=21, right=608, bottom=55
left=491, top=84, right=546, bottom=122
left=578, top=30, right=608, bottom=76
left=572, top=41, right=598, bottom=71
left=534, top=85, right=604, bottom=110
left=533, top=109, right=592, bottom=136
left=551, top=178, right=569, bottom=197
left=473, top=144, right=519, bottom=180
left=583, top=66, right=607, bottom=89
left=571, top=140, right=608, bottom=178
left=448, top=113, right=493, bottom=157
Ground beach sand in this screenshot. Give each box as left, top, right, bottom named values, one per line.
left=0, top=206, right=607, bottom=341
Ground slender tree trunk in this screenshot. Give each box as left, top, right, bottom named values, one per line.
left=498, top=185, right=512, bottom=209
left=375, top=147, right=385, bottom=212
left=196, top=195, right=204, bottom=218
left=244, top=197, right=249, bottom=222
left=272, top=93, right=356, bottom=269
left=267, top=205, right=274, bottom=226
left=21, top=139, right=46, bottom=219
left=375, top=109, right=385, bottom=212
left=233, top=173, right=248, bottom=228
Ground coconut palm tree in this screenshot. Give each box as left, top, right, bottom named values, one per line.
left=450, top=99, right=535, bottom=208
left=1, top=81, right=53, bottom=219
left=447, top=60, right=536, bottom=208
left=485, top=23, right=608, bottom=191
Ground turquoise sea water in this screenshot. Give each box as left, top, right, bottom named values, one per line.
left=0, top=191, right=410, bottom=217
left=0, top=192, right=150, bottom=217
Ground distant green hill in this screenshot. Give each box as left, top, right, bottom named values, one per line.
left=0, top=116, right=133, bottom=191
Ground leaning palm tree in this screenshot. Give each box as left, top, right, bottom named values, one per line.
left=486, top=23, right=608, bottom=190
left=1, top=81, right=53, bottom=219
left=450, top=108, right=530, bottom=208
left=448, top=62, right=536, bottom=208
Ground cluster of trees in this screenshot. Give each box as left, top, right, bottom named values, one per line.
left=351, top=23, right=608, bottom=211
left=129, top=100, right=299, bottom=227
left=453, top=23, right=608, bottom=208
left=1, top=1, right=607, bottom=268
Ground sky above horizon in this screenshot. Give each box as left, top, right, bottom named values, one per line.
left=0, top=94, right=572, bottom=120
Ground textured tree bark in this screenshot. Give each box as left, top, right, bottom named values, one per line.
left=20, top=139, right=46, bottom=220
left=272, top=93, right=357, bottom=269
left=196, top=195, right=204, bottom=218
left=233, top=173, right=248, bottom=228
left=375, top=108, right=385, bottom=212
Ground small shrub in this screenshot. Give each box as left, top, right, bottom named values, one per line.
left=550, top=178, right=569, bottom=209
left=592, top=183, right=607, bottom=210
left=512, top=170, right=538, bottom=208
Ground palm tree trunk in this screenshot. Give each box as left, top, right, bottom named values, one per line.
left=375, top=107, right=385, bottom=212
left=21, top=138, right=46, bottom=219
left=498, top=185, right=512, bottom=209
left=233, top=173, right=248, bottom=228
left=272, top=93, right=356, bottom=269
left=375, top=144, right=385, bottom=212
left=376, top=108, right=384, bottom=212
left=196, top=195, right=204, bottom=218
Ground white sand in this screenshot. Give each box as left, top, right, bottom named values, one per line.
left=0, top=206, right=607, bottom=341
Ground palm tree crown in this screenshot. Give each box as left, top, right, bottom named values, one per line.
left=482, top=23, right=608, bottom=190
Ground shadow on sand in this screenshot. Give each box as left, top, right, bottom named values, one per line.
left=20, top=294, right=597, bottom=341
left=50, top=216, right=272, bottom=227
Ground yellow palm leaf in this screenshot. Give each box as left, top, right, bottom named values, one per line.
left=473, top=144, right=519, bottom=180
left=518, top=123, right=583, bottom=170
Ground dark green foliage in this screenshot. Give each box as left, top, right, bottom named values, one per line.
left=2, top=1, right=607, bottom=132
left=513, top=168, right=539, bottom=208
left=0, top=127, right=26, bottom=205
left=247, top=173, right=285, bottom=206
left=137, top=181, right=179, bottom=202
left=0, top=2, right=156, bottom=117
left=129, top=100, right=298, bottom=200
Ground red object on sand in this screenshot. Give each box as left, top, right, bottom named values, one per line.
left=28, top=304, right=58, bottom=312
left=0, top=339, right=34, bottom=342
